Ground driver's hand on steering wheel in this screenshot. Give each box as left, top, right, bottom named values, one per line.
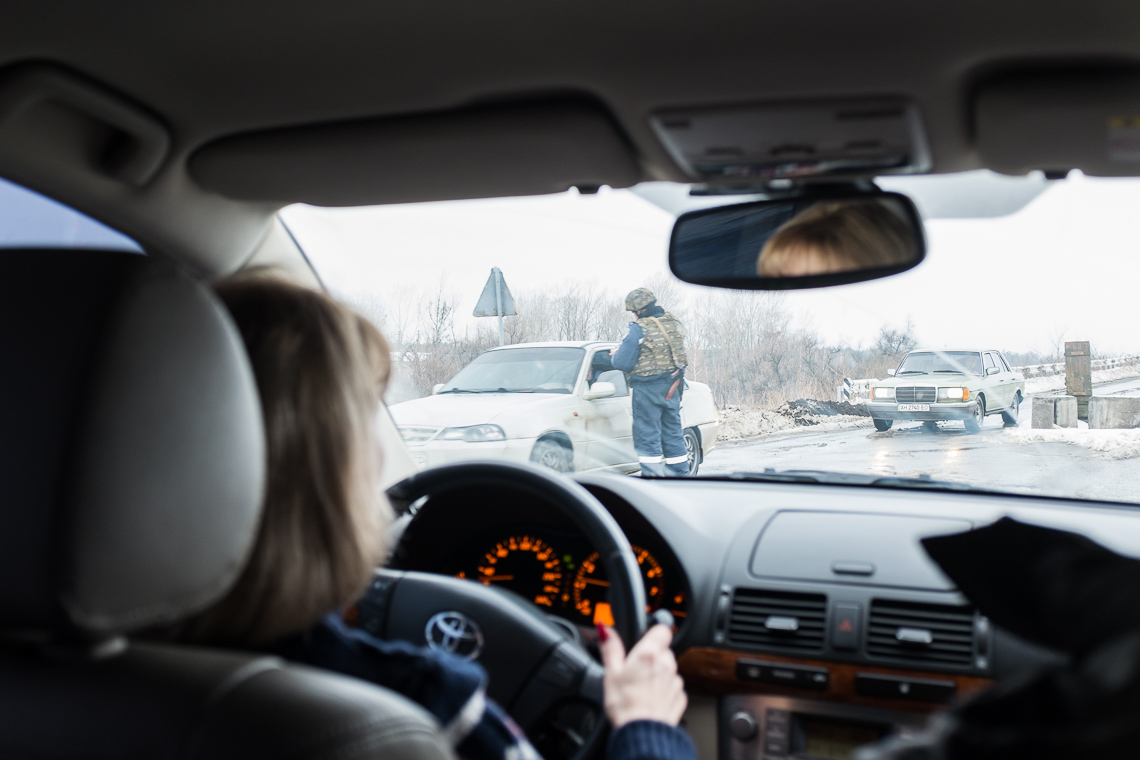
left=597, top=624, right=688, bottom=728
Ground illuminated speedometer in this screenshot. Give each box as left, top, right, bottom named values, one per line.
left=573, top=545, right=666, bottom=623
left=456, top=535, right=563, bottom=608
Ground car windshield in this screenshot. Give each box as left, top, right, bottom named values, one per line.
left=286, top=170, right=1140, bottom=505
left=897, top=352, right=982, bottom=375
left=439, top=347, right=585, bottom=394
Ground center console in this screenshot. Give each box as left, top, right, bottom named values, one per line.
left=722, top=695, right=926, bottom=760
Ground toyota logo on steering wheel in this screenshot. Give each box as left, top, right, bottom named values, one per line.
left=425, top=611, right=484, bottom=660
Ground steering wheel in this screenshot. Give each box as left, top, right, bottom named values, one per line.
left=356, top=461, right=648, bottom=760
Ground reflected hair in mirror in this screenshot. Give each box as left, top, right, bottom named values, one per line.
left=668, top=189, right=925, bottom=290
left=757, top=199, right=917, bottom=277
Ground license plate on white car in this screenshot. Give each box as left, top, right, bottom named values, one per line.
left=897, top=404, right=930, bottom=412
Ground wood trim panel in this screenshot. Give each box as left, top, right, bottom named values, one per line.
left=678, top=647, right=992, bottom=713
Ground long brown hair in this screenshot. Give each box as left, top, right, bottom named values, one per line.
left=758, top=199, right=915, bottom=277
left=185, top=272, right=392, bottom=647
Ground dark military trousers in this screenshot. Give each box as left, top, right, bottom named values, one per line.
left=631, top=373, right=688, bottom=477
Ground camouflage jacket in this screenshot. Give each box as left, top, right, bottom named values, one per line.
left=614, top=311, right=686, bottom=377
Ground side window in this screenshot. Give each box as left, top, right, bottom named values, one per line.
left=0, top=177, right=141, bottom=252
left=596, top=369, right=629, bottom=397
left=587, top=349, right=630, bottom=397
left=998, top=353, right=1012, bottom=372
left=983, top=353, right=997, bottom=373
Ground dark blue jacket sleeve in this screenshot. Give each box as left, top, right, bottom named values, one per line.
left=612, top=323, right=643, bottom=373
left=608, top=720, right=698, bottom=760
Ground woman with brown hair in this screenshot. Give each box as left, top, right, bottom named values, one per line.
left=757, top=198, right=916, bottom=277
left=182, top=272, right=693, bottom=760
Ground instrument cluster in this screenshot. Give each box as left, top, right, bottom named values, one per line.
left=453, top=530, right=688, bottom=628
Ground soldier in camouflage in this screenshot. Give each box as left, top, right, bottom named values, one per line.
left=611, top=287, right=690, bottom=476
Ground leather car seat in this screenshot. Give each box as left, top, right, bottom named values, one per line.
left=0, top=250, right=454, bottom=760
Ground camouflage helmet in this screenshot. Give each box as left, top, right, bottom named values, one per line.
left=625, top=287, right=656, bottom=312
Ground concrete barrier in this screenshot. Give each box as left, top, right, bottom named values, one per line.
left=1055, top=396, right=1078, bottom=428
left=1088, top=397, right=1140, bottom=429
left=1032, top=397, right=1056, bottom=429
left=1032, top=395, right=1078, bottom=428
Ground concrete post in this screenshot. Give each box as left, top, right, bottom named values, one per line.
left=1054, top=395, right=1078, bottom=428
left=1032, top=397, right=1056, bottom=429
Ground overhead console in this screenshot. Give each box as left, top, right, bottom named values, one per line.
left=649, top=98, right=932, bottom=183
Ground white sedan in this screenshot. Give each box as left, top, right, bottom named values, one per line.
left=390, top=341, right=719, bottom=474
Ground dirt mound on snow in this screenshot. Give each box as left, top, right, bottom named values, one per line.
left=776, top=399, right=870, bottom=425
left=717, top=399, right=870, bottom=442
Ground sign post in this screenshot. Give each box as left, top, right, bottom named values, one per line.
left=473, top=267, right=517, bottom=346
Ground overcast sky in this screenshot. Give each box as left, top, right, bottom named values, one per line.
left=282, top=171, right=1140, bottom=357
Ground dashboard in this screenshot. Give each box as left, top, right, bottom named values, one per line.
left=389, top=483, right=691, bottom=632
left=387, top=472, right=1140, bottom=760
left=449, top=529, right=688, bottom=627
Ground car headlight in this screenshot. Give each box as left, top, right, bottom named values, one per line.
left=437, top=424, right=507, bottom=442
left=872, top=387, right=895, bottom=400
left=937, top=387, right=970, bottom=401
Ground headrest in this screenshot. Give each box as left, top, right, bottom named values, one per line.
left=0, top=250, right=265, bottom=637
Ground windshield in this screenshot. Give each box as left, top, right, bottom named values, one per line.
left=897, top=351, right=982, bottom=375
left=285, top=170, right=1140, bottom=505
left=440, top=347, right=585, bottom=394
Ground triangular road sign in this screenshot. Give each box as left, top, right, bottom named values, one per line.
left=473, top=267, right=517, bottom=317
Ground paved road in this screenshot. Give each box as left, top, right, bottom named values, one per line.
left=701, top=376, right=1140, bottom=504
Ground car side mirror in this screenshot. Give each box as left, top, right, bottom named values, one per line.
left=432, top=383, right=445, bottom=394
left=986, top=366, right=1001, bottom=376
left=584, top=381, right=616, bottom=400
left=886, top=368, right=896, bottom=377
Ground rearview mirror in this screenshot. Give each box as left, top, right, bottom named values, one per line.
left=986, top=366, right=1001, bottom=376
left=886, top=368, right=896, bottom=377
left=669, top=190, right=925, bottom=290
left=584, top=381, right=616, bottom=400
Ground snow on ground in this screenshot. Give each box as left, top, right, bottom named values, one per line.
left=1025, top=365, right=1140, bottom=394
left=1003, top=427, right=1140, bottom=459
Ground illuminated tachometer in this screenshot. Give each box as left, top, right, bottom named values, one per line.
left=456, top=535, right=563, bottom=608
left=573, top=546, right=666, bottom=624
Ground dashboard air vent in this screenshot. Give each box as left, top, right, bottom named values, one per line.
left=868, top=599, right=975, bottom=667
left=728, top=589, right=827, bottom=652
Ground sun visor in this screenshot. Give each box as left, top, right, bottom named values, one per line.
left=190, top=100, right=642, bottom=206
left=976, top=72, right=1140, bottom=176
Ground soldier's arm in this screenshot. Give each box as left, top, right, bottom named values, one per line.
left=611, top=323, right=642, bottom=372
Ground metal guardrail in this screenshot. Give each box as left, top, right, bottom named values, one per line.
left=1013, top=354, right=1140, bottom=378
left=836, top=354, right=1140, bottom=402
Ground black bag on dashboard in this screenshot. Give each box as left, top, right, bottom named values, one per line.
left=855, top=517, right=1140, bottom=760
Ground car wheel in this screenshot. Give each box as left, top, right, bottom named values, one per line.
left=965, top=396, right=985, bottom=433
left=872, top=418, right=892, bottom=432
left=1002, top=392, right=1021, bottom=427
left=530, top=438, right=573, bottom=473
left=683, top=428, right=702, bottom=475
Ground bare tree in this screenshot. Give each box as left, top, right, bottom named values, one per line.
left=1045, top=323, right=1069, bottom=363
left=872, top=319, right=918, bottom=371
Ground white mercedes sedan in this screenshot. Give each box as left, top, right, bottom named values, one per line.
left=391, top=341, right=719, bottom=474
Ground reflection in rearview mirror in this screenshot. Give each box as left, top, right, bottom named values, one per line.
left=669, top=191, right=925, bottom=290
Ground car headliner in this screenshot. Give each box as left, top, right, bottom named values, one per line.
left=1, top=1, right=1139, bottom=274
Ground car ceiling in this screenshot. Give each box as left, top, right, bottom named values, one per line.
left=1, top=1, right=1139, bottom=274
